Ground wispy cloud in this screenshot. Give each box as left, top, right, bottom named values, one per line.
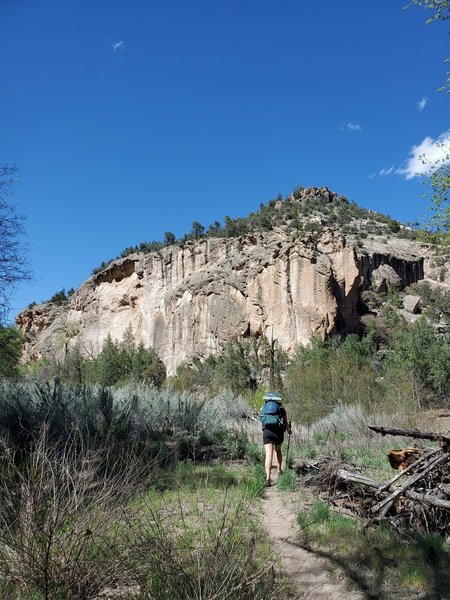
left=112, top=40, right=126, bottom=53
left=344, top=122, right=362, bottom=133
left=369, top=166, right=395, bottom=179
left=396, top=130, right=450, bottom=180
left=417, top=96, right=427, bottom=112
left=379, top=166, right=394, bottom=177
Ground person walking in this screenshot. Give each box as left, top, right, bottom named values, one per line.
left=259, top=392, right=291, bottom=486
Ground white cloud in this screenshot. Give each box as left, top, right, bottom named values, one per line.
left=112, top=40, right=126, bottom=53
left=396, top=131, right=450, bottom=180
left=368, top=173, right=376, bottom=179
left=346, top=122, right=362, bottom=133
left=417, top=96, right=427, bottom=112
left=379, top=166, right=394, bottom=177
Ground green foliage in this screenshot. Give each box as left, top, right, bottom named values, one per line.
left=168, top=363, right=200, bottom=393
left=386, top=284, right=402, bottom=307
left=61, top=345, right=83, bottom=385
left=285, top=336, right=380, bottom=427
left=90, top=334, right=165, bottom=388
left=191, top=220, right=205, bottom=238
left=387, top=218, right=401, bottom=233
left=424, top=160, right=450, bottom=243
left=43, top=328, right=168, bottom=388
left=388, top=317, right=450, bottom=398
left=411, top=0, right=449, bottom=23
left=243, top=464, right=267, bottom=499
left=215, top=428, right=250, bottom=460
left=92, top=334, right=124, bottom=386
left=285, top=313, right=450, bottom=426
left=164, top=231, right=176, bottom=245
left=409, top=281, right=450, bottom=324
left=0, top=429, right=278, bottom=600
left=47, top=288, right=71, bottom=305
left=406, top=1, right=449, bottom=237
left=0, top=325, right=22, bottom=379
left=214, top=340, right=255, bottom=392
left=0, top=380, right=250, bottom=459
left=169, top=335, right=287, bottom=395
left=246, top=385, right=267, bottom=412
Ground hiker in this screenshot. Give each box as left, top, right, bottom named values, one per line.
left=259, top=392, right=291, bottom=486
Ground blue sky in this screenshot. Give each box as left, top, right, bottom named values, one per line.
left=1, top=0, right=449, bottom=321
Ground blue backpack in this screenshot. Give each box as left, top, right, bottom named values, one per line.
left=259, top=397, right=285, bottom=428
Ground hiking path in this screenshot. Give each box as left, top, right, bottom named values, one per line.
left=260, top=480, right=366, bottom=600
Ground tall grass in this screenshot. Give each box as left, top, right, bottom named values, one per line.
left=290, top=403, right=435, bottom=480
left=0, top=430, right=145, bottom=599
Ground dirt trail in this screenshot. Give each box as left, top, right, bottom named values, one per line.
left=261, top=482, right=365, bottom=599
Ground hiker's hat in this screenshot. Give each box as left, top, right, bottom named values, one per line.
left=263, top=392, right=282, bottom=403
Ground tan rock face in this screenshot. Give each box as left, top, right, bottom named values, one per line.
left=15, top=228, right=428, bottom=375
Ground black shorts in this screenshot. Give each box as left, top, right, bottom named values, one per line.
left=263, top=426, right=284, bottom=446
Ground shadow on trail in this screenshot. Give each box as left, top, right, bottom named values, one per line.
left=283, top=537, right=380, bottom=600
left=285, top=536, right=450, bottom=600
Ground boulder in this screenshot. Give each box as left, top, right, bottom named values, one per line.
left=371, top=264, right=402, bottom=293
left=403, top=295, right=421, bottom=314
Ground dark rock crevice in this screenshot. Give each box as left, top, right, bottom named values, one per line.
left=93, top=258, right=137, bottom=285
left=358, top=253, right=424, bottom=290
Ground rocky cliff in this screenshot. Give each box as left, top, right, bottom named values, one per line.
left=16, top=224, right=434, bottom=375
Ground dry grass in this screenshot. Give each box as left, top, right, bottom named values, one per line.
left=0, top=428, right=284, bottom=600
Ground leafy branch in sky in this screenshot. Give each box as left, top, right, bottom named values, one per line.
left=421, top=144, right=450, bottom=241
left=404, top=1, right=449, bottom=243
left=405, top=0, right=449, bottom=92
left=409, top=0, right=449, bottom=22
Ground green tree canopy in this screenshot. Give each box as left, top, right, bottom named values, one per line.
left=0, top=325, right=23, bottom=379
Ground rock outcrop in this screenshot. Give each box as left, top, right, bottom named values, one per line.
left=16, top=227, right=432, bottom=375
left=371, top=265, right=402, bottom=293
left=403, top=295, right=421, bottom=314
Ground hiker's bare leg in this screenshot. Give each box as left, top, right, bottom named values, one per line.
left=264, top=443, right=274, bottom=483
left=275, top=444, right=283, bottom=474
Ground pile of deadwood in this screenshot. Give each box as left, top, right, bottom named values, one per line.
left=323, top=426, right=450, bottom=534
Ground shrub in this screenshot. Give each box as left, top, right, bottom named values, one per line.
left=48, top=288, right=69, bottom=305
left=0, top=429, right=280, bottom=600
left=388, top=219, right=401, bottom=233
left=0, top=325, right=22, bottom=379
left=284, top=337, right=380, bottom=426
left=387, top=317, right=450, bottom=399
left=0, top=431, right=145, bottom=599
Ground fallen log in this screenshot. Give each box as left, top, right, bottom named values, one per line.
left=405, top=490, right=450, bottom=510
left=368, top=425, right=450, bottom=445
left=336, top=469, right=381, bottom=489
